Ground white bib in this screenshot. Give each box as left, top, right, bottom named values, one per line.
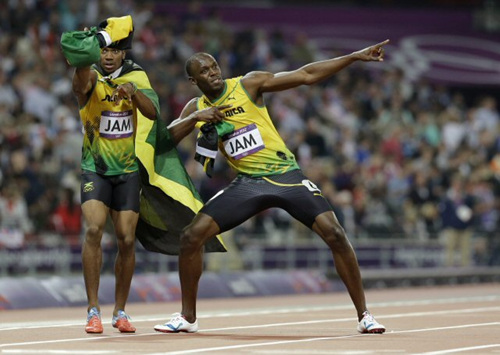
left=222, top=123, right=265, bottom=160
left=99, top=110, right=134, bottom=139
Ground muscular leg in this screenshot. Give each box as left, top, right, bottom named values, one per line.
left=312, top=211, right=367, bottom=321
left=110, top=209, right=138, bottom=315
left=179, top=213, right=220, bottom=323
left=82, top=200, right=109, bottom=312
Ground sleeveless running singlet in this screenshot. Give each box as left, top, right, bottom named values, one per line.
left=79, top=69, right=138, bottom=175
left=196, top=77, right=299, bottom=177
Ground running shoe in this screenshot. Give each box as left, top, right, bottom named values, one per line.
left=154, top=313, right=199, bottom=333
left=85, top=307, right=103, bottom=334
left=357, top=311, right=386, bottom=334
left=112, top=310, right=136, bottom=333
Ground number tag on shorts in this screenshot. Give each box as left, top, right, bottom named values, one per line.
left=100, top=110, right=134, bottom=139
left=302, top=179, right=321, bottom=193
left=222, top=123, right=265, bottom=160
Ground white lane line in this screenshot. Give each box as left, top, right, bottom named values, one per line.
left=1, top=294, right=499, bottom=331
left=415, top=344, right=500, bottom=355
left=0, top=307, right=499, bottom=350
left=145, top=323, right=500, bottom=355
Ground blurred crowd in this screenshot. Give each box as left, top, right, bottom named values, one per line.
left=0, top=0, right=499, bottom=267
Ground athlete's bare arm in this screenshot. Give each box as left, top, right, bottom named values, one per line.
left=242, top=39, right=389, bottom=102
left=168, top=99, right=230, bottom=145
left=111, top=82, right=157, bottom=120
left=72, top=66, right=97, bottom=107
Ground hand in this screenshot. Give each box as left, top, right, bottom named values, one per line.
left=111, top=82, right=136, bottom=104
left=194, top=105, right=232, bottom=123
left=353, top=39, right=389, bottom=62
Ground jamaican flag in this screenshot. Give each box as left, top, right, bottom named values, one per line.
left=100, top=60, right=226, bottom=255
left=135, top=115, right=227, bottom=255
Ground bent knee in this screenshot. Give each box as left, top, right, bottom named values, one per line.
left=322, top=224, right=350, bottom=249
left=180, top=226, right=209, bottom=253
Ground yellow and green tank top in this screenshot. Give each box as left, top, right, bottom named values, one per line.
left=196, top=77, right=299, bottom=177
left=79, top=61, right=151, bottom=175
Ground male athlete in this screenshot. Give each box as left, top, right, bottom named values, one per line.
left=154, top=40, right=390, bottom=334
left=71, top=27, right=225, bottom=334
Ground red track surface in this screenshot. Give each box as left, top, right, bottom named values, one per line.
left=1, top=283, right=499, bottom=354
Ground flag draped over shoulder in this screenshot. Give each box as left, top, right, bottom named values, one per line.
left=124, top=65, right=226, bottom=255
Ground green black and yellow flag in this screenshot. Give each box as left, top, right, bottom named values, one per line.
left=135, top=115, right=227, bottom=255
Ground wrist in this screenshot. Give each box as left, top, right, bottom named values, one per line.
left=349, top=51, right=361, bottom=61
left=129, top=82, right=138, bottom=97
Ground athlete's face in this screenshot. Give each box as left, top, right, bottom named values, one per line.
left=189, top=55, right=224, bottom=97
left=100, top=48, right=125, bottom=74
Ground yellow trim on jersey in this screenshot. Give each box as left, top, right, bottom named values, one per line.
left=262, top=176, right=303, bottom=187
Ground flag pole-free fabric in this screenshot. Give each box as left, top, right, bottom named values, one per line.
left=134, top=84, right=226, bottom=255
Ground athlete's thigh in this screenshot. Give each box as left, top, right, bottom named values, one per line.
left=270, top=171, right=333, bottom=229
left=81, top=199, right=109, bottom=230
left=200, top=175, right=270, bottom=233
left=110, top=171, right=140, bottom=213
left=81, top=170, right=113, bottom=208
left=110, top=209, right=139, bottom=240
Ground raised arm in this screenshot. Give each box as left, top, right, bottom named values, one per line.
left=242, top=39, right=389, bottom=97
left=72, top=66, right=96, bottom=107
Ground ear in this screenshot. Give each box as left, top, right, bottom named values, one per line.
left=188, top=76, right=197, bottom=86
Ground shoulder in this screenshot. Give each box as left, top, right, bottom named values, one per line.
left=182, top=97, right=200, bottom=115
left=187, top=97, right=199, bottom=109
left=125, top=59, right=144, bottom=72
left=240, top=71, right=273, bottom=90
left=241, top=71, right=273, bottom=83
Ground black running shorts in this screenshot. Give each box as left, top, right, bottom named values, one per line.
left=81, top=170, right=140, bottom=212
left=200, top=169, right=333, bottom=233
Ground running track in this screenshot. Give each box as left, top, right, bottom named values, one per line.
left=1, top=283, right=499, bottom=354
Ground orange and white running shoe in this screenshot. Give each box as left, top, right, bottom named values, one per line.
left=85, top=307, right=103, bottom=334
left=112, top=310, right=136, bottom=333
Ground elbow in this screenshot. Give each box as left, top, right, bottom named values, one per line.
left=168, top=129, right=182, bottom=146
left=139, top=107, right=158, bottom=120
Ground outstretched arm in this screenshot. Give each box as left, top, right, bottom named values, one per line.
left=242, top=39, right=389, bottom=95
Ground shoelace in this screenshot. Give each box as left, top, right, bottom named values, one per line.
left=87, top=308, right=101, bottom=321
left=361, top=311, right=374, bottom=322
left=169, top=313, right=190, bottom=325
left=115, top=311, right=130, bottom=320
left=87, top=316, right=101, bottom=326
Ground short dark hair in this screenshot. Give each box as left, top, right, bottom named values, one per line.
left=185, top=52, right=212, bottom=77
